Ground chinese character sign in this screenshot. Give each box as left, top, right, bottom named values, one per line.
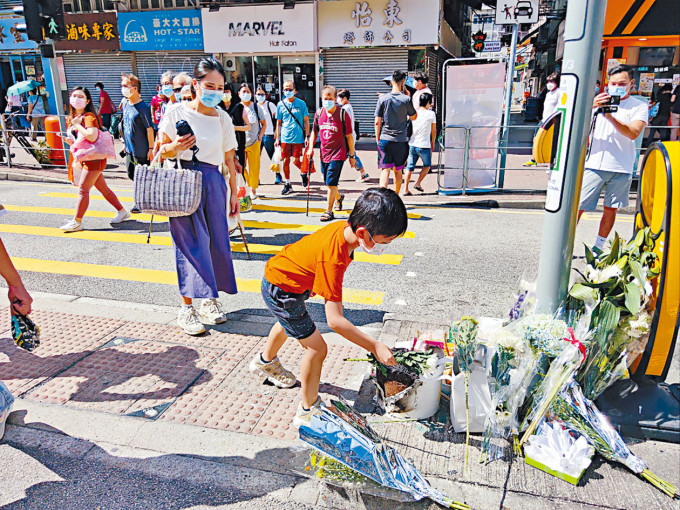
left=0, top=18, right=38, bottom=50
left=318, top=0, right=439, bottom=48
left=55, top=13, right=119, bottom=51
left=118, top=10, right=203, bottom=51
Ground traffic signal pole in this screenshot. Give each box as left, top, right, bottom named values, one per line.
left=534, top=0, right=607, bottom=312
left=498, top=22, right=518, bottom=189
left=42, top=39, right=68, bottom=163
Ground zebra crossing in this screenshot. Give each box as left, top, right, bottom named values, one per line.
left=0, top=181, right=423, bottom=308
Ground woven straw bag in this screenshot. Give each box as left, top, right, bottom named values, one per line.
left=134, top=152, right=202, bottom=217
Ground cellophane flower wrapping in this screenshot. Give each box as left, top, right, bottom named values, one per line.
left=298, top=397, right=468, bottom=509
left=551, top=380, right=647, bottom=474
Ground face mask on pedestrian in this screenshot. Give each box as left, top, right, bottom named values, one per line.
left=69, top=96, right=87, bottom=110
left=322, top=99, right=335, bottom=111
left=359, top=231, right=388, bottom=255
left=284, top=90, right=295, bottom=99
left=161, top=84, right=173, bottom=98
left=197, top=85, right=222, bottom=108
left=223, top=92, right=232, bottom=103
left=255, top=94, right=266, bottom=103
left=595, top=86, right=600, bottom=94
left=239, top=91, right=252, bottom=102
left=608, top=83, right=628, bottom=97
left=336, top=98, right=344, bottom=106
left=121, top=86, right=133, bottom=98
left=546, top=82, right=557, bottom=91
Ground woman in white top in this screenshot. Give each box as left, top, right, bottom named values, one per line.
left=156, top=57, right=239, bottom=336
left=256, top=87, right=282, bottom=185
left=239, top=83, right=266, bottom=199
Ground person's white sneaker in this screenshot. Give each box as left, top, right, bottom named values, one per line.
left=110, top=209, right=131, bottom=224
left=177, top=306, right=206, bottom=335
left=249, top=353, right=297, bottom=388
left=293, top=396, right=323, bottom=427
left=60, top=219, right=83, bottom=232
left=198, top=298, right=227, bottom=324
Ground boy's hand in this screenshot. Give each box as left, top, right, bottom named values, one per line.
left=373, top=342, right=397, bottom=366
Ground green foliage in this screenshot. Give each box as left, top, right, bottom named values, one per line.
left=366, top=349, right=434, bottom=377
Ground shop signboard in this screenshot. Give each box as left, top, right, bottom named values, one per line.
left=117, top=10, right=203, bottom=51
left=201, top=3, right=315, bottom=54
left=639, top=73, right=654, bottom=94
left=317, top=0, right=439, bottom=48
left=55, top=12, right=120, bottom=51
left=0, top=17, right=38, bottom=51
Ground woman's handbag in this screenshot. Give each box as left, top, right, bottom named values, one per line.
left=70, top=129, right=116, bottom=162
left=134, top=152, right=202, bottom=217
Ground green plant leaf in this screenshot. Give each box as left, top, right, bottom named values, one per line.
left=628, top=259, right=646, bottom=287
left=596, top=299, right=621, bottom=347
left=604, top=234, right=621, bottom=266
left=624, top=281, right=642, bottom=315
left=627, top=228, right=645, bottom=251
left=584, top=244, right=595, bottom=266
left=568, top=283, right=600, bottom=304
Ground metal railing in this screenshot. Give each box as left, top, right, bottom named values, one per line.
left=436, top=123, right=680, bottom=196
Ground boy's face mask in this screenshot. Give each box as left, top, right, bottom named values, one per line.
left=359, top=230, right=389, bottom=255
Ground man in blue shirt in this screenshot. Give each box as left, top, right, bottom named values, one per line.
left=275, top=81, right=309, bottom=195
left=375, top=70, right=417, bottom=195
left=121, top=73, right=154, bottom=213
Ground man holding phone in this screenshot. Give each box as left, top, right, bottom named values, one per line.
left=577, top=65, right=648, bottom=253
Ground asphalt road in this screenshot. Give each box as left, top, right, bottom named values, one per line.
left=0, top=180, right=635, bottom=328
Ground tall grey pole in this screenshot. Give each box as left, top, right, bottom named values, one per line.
left=535, top=0, right=608, bottom=313
left=44, top=39, right=69, bottom=164
left=498, top=23, right=518, bottom=189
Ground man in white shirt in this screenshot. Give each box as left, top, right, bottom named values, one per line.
left=578, top=65, right=648, bottom=252
left=411, top=71, right=432, bottom=110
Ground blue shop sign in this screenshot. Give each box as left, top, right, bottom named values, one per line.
left=118, top=10, right=203, bottom=51
left=0, top=18, right=38, bottom=51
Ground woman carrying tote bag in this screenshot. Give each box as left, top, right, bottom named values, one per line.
left=156, top=57, right=240, bottom=336
left=60, top=86, right=129, bottom=233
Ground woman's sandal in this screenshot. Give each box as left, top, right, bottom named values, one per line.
left=320, top=211, right=335, bottom=222
left=334, top=194, right=345, bottom=211
left=414, top=185, right=424, bottom=193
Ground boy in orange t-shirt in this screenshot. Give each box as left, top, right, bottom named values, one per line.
left=250, top=188, right=408, bottom=426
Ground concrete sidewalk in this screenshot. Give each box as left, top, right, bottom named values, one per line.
left=1, top=293, right=677, bottom=509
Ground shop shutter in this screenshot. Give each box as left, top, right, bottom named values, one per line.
left=62, top=52, right=133, bottom=109
left=322, top=47, right=408, bottom=137
left=134, top=51, right=211, bottom=104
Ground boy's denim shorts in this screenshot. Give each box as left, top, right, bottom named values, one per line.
left=261, top=277, right=316, bottom=340
left=406, top=146, right=432, bottom=171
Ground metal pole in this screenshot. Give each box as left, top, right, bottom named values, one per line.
left=535, top=0, right=607, bottom=313
left=498, top=23, right=518, bottom=189
left=44, top=40, right=69, bottom=165
left=461, top=127, right=469, bottom=196
left=0, top=114, right=11, bottom=168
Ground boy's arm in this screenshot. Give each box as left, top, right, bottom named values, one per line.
left=325, top=300, right=396, bottom=365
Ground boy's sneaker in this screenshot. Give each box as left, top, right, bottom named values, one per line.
left=357, top=173, right=370, bottom=183
left=110, top=209, right=131, bottom=224
left=274, top=173, right=283, bottom=185
left=293, top=396, right=323, bottom=428
left=523, top=159, right=537, bottom=167
left=281, top=183, right=293, bottom=195
left=301, top=173, right=309, bottom=187
left=177, top=306, right=206, bottom=336
left=249, top=353, right=296, bottom=388
left=60, top=219, right=83, bottom=232
left=199, top=298, right=227, bottom=324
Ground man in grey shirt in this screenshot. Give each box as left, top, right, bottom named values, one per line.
left=374, top=69, right=417, bottom=194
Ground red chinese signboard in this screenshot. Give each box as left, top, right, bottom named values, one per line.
left=55, top=12, right=119, bottom=51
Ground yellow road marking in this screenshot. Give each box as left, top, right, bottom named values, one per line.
left=2, top=204, right=415, bottom=238
left=0, top=224, right=403, bottom=265
left=38, top=192, right=423, bottom=219
left=12, top=257, right=384, bottom=305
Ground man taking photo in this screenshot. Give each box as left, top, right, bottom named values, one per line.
left=577, top=65, right=648, bottom=253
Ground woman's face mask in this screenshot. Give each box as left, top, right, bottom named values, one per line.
left=546, top=82, right=557, bottom=91
left=161, top=84, right=173, bottom=98
left=70, top=96, right=87, bottom=110
left=239, top=91, right=252, bottom=102
left=255, top=94, right=266, bottom=103
left=197, top=84, right=222, bottom=108
left=223, top=92, right=232, bottom=103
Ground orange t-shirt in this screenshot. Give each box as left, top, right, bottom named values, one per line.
left=265, top=221, right=353, bottom=302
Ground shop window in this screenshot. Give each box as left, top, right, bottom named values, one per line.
left=224, top=56, right=254, bottom=95
left=140, top=0, right=149, bottom=9
left=254, top=56, right=280, bottom=103
left=408, top=49, right=427, bottom=72
left=612, top=47, right=623, bottom=59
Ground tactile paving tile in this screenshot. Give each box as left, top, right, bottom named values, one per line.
left=320, top=345, right=367, bottom=388
left=186, top=389, right=273, bottom=434
left=251, top=395, right=299, bottom=441
left=199, top=332, right=263, bottom=358
left=0, top=310, right=124, bottom=395
left=100, top=322, right=180, bottom=345
left=65, top=372, right=158, bottom=414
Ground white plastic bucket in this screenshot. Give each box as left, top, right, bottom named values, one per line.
left=397, top=358, right=447, bottom=420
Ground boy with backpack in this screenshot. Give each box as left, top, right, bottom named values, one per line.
left=306, top=85, right=356, bottom=221
left=250, top=187, right=406, bottom=426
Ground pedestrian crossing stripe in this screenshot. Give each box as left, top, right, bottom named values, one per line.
left=11, top=257, right=384, bottom=305
left=37, top=193, right=424, bottom=219
left=1, top=205, right=416, bottom=238
left=0, top=224, right=403, bottom=265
